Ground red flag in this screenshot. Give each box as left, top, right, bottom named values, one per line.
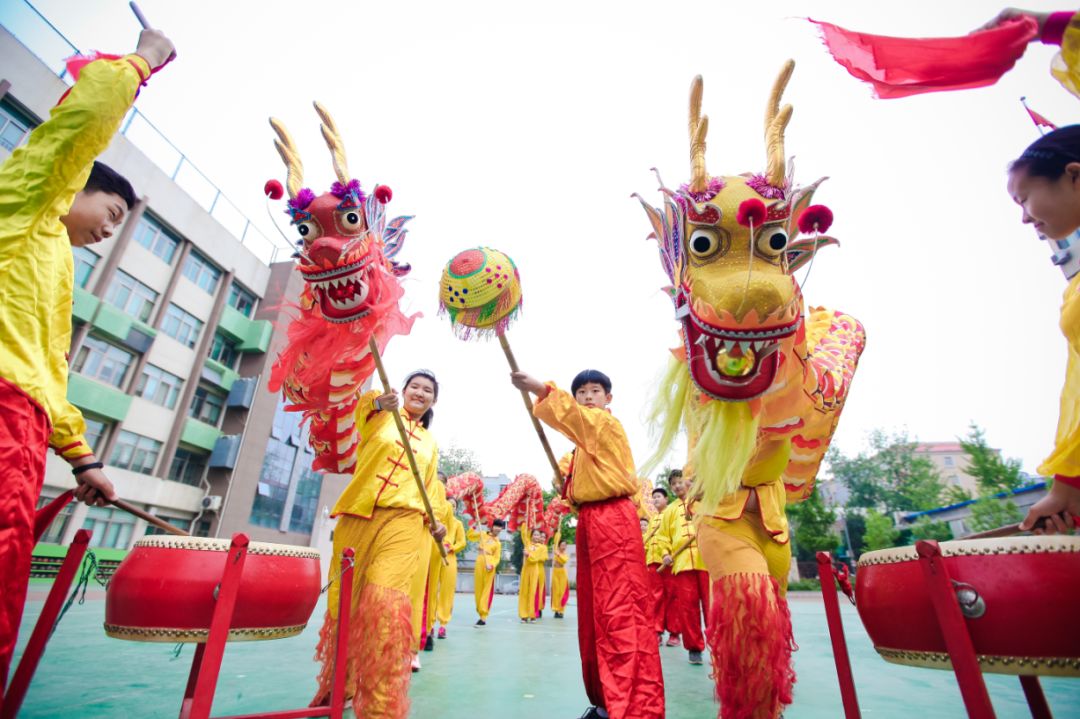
left=1025, top=105, right=1057, bottom=131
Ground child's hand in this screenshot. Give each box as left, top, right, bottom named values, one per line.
left=135, top=29, right=176, bottom=70
left=376, top=390, right=399, bottom=412
left=431, top=521, right=448, bottom=542
left=662, top=554, right=673, bottom=567
left=510, top=371, right=548, bottom=397
left=975, top=7, right=1048, bottom=35
left=1020, top=480, right=1080, bottom=534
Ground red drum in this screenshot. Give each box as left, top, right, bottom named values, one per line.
left=856, top=536, right=1080, bottom=676
left=105, top=536, right=322, bottom=643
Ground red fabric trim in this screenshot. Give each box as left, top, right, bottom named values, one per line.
left=1055, top=474, right=1080, bottom=490
left=1042, top=11, right=1075, bottom=45
left=125, top=57, right=150, bottom=83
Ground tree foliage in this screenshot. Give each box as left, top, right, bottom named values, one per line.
left=968, top=495, right=1023, bottom=532
left=910, top=516, right=953, bottom=542
left=542, top=488, right=576, bottom=544
left=863, top=509, right=900, bottom=551
left=438, top=444, right=482, bottom=477
left=829, top=430, right=945, bottom=514
left=787, top=490, right=839, bottom=562
left=960, top=424, right=1026, bottom=533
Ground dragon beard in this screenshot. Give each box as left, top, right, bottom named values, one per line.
left=645, top=355, right=759, bottom=516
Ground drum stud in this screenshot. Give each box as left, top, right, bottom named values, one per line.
left=952, top=581, right=986, bottom=619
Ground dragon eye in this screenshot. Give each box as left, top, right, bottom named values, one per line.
left=756, top=227, right=788, bottom=258
left=339, top=210, right=364, bottom=233
left=689, top=228, right=721, bottom=258
left=297, top=221, right=320, bottom=241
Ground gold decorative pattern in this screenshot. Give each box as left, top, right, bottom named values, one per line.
left=875, top=646, right=1080, bottom=677
left=130, top=536, right=321, bottom=560
left=104, top=623, right=308, bottom=643
left=858, top=536, right=1080, bottom=568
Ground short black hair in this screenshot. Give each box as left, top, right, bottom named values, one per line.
left=492, top=518, right=506, bottom=528
left=1010, top=125, right=1080, bottom=181
left=571, top=369, right=611, bottom=394
left=651, top=487, right=669, bottom=499
left=83, top=161, right=136, bottom=210
left=668, top=469, right=683, bottom=482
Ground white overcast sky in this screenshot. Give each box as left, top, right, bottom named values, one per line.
left=12, top=0, right=1080, bottom=485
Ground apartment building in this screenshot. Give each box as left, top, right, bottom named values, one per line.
left=1, top=20, right=350, bottom=551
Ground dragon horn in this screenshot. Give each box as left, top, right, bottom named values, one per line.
left=269, top=117, right=304, bottom=200
left=764, top=60, right=795, bottom=187
left=313, top=101, right=350, bottom=185
left=688, top=75, right=709, bottom=193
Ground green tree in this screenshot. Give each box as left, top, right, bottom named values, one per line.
left=787, top=490, right=840, bottom=562
left=863, top=509, right=900, bottom=551
left=438, top=444, right=482, bottom=477
left=842, top=511, right=867, bottom=558
left=943, top=486, right=974, bottom=505
left=960, top=424, right=1024, bottom=494
left=829, top=430, right=945, bottom=513
left=541, top=488, right=576, bottom=544
left=510, top=531, right=524, bottom=575
left=910, top=516, right=953, bottom=542
left=968, top=495, right=1023, bottom=532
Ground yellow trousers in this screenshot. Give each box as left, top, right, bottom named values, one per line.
left=409, top=540, right=430, bottom=650
left=474, top=559, right=497, bottom=620
left=427, top=550, right=458, bottom=630
left=518, top=562, right=544, bottom=619
left=316, top=509, right=423, bottom=719
left=551, top=566, right=569, bottom=612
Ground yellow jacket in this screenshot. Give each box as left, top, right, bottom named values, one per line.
left=444, top=516, right=467, bottom=556
left=468, top=529, right=502, bottom=573
left=553, top=550, right=569, bottom=567
left=0, top=54, right=150, bottom=459
left=655, top=498, right=706, bottom=574
left=533, top=384, right=639, bottom=505
left=525, top=541, right=549, bottom=565
left=1040, top=272, right=1080, bottom=477
left=332, top=390, right=439, bottom=519
left=643, top=513, right=665, bottom=565
left=1052, top=11, right=1080, bottom=98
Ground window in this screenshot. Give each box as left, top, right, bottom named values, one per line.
left=35, top=494, right=75, bottom=544
left=182, top=251, right=221, bottom=294
left=0, top=98, right=34, bottom=151
left=72, top=336, right=135, bottom=388
left=944, top=456, right=955, bottom=467
left=161, top=304, right=204, bottom=348
left=144, top=517, right=192, bottom=536
left=135, top=364, right=184, bottom=409
left=72, top=246, right=99, bottom=289
left=83, top=416, right=109, bottom=455
left=289, top=466, right=324, bottom=534
left=169, top=447, right=208, bottom=487
left=109, top=430, right=162, bottom=474
left=208, top=332, right=240, bottom=370
left=104, top=270, right=159, bottom=322
left=189, top=384, right=227, bottom=426
left=132, top=214, right=180, bottom=264
left=82, top=506, right=135, bottom=549
left=227, top=283, right=257, bottom=317
left=250, top=437, right=295, bottom=529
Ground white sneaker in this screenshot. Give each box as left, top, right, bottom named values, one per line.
left=411, top=654, right=421, bottom=672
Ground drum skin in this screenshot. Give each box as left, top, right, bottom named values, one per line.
left=856, top=536, right=1080, bottom=676
left=104, top=536, right=322, bottom=643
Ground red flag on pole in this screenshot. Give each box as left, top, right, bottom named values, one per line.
left=1020, top=97, right=1057, bottom=135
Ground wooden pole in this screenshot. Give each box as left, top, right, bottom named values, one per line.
left=497, top=333, right=564, bottom=492
left=109, top=498, right=189, bottom=536
left=368, top=338, right=447, bottom=561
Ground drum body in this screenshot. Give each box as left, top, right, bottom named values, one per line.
left=856, top=536, right=1080, bottom=676
left=105, top=536, right=322, bottom=642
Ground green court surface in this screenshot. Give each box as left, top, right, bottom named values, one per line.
left=13, top=591, right=1080, bottom=718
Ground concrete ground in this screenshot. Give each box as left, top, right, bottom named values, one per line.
left=12, top=590, right=1080, bottom=718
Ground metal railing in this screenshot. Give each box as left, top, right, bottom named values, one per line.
left=1, top=0, right=293, bottom=266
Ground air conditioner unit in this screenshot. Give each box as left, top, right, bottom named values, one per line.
left=201, top=495, right=223, bottom=512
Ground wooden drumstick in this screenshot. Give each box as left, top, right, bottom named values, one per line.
left=368, top=338, right=448, bottom=563
left=498, top=333, right=565, bottom=493
left=109, top=498, right=189, bottom=536
left=129, top=1, right=152, bottom=28
left=658, top=537, right=695, bottom=572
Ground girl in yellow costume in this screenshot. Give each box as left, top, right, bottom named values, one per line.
left=1004, top=127, right=1080, bottom=530
left=313, top=371, right=444, bottom=718
left=518, top=528, right=549, bottom=622
left=551, top=540, right=571, bottom=618
left=435, top=513, right=467, bottom=638
left=470, top=519, right=504, bottom=625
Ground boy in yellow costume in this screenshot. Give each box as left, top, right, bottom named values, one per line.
left=314, top=372, right=445, bottom=718
left=656, top=473, right=710, bottom=665
left=421, top=472, right=461, bottom=652
left=518, top=528, right=549, bottom=622
left=471, top=518, right=505, bottom=626
left=551, top=540, right=571, bottom=618
left=410, top=469, right=453, bottom=667
left=0, top=28, right=175, bottom=691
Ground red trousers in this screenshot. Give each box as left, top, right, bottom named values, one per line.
left=671, top=568, right=711, bottom=652
left=645, top=563, right=664, bottom=633
left=0, top=378, right=50, bottom=693
left=576, top=497, right=664, bottom=719
left=660, top=565, right=679, bottom=637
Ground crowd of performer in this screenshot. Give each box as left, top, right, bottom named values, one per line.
left=5, top=6, right=1080, bottom=719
